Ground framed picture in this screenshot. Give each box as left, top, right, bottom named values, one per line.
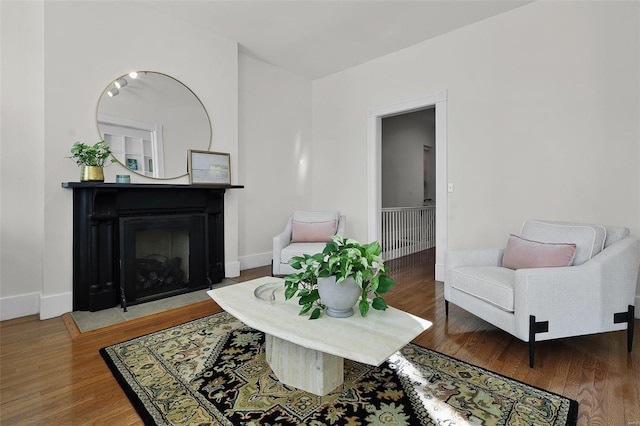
left=188, top=150, right=231, bottom=185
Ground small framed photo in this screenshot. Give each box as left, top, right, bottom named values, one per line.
left=188, top=150, right=231, bottom=185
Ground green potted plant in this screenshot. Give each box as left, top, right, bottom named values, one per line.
left=69, top=140, right=116, bottom=182
left=284, top=236, right=396, bottom=319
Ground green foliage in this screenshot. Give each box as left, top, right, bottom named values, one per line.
left=69, top=140, right=116, bottom=167
left=283, top=236, right=395, bottom=319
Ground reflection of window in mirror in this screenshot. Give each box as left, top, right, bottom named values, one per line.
left=99, top=114, right=164, bottom=178
left=423, top=146, right=430, bottom=204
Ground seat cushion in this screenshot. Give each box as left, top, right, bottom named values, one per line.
left=280, top=242, right=328, bottom=264
left=450, top=266, right=516, bottom=312
left=520, top=220, right=606, bottom=265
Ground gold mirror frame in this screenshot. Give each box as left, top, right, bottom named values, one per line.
left=96, top=71, right=212, bottom=180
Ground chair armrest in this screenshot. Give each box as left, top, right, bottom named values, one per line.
left=514, top=236, right=640, bottom=340
left=513, top=263, right=601, bottom=339
left=272, top=219, right=293, bottom=267
left=445, top=249, right=504, bottom=272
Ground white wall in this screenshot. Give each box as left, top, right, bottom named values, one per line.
left=0, top=2, right=45, bottom=320
left=313, top=1, right=639, bottom=245
left=237, top=54, right=313, bottom=269
left=1, top=1, right=239, bottom=320
left=382, top=109, right=435, bottom=207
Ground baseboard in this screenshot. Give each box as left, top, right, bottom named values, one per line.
left=0, top=292, right=40, bottom=321
left=39, top=292, right=72, bottom=320
left=225, top=260, right=241, bottom=278
left=239, top=252, right=271, bottom=271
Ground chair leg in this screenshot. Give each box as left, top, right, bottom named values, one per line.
left=445, top=300, right=449, bottom=317
left=529, top=315, right=549, bottom=368
left=614, top=305, right=635, bottom=352
left=629, top=305, right=635, bottom=352
left=529, top=316, right=535, bottom=368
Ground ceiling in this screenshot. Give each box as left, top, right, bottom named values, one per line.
left=142, top=1, right=532, bottom=80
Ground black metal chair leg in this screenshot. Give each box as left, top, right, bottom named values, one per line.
left=614, top=305, right=635, bottom=352
left=627, top=305, right=635, bottom=352
left=529, top=315, right=536, bottom=368
left=529, top=315, right=549, bottom=368
left=445, top=300, right=449, bottom=317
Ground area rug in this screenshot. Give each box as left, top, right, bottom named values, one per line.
left=100, top=312, right=578, bottom=426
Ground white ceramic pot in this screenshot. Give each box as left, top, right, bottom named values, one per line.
left=317, top=275, right=361, bottom=318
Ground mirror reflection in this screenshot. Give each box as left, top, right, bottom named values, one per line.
left=97, top=71, right=211, bottom=179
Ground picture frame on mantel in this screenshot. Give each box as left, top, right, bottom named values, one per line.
left=188, top=149, right=231, bottom=185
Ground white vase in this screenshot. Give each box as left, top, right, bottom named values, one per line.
left=317, top=276, right=361, bottom=318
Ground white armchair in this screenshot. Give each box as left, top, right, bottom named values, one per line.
left=445, top=220, right=640, bottom=367
left=272, top=211, right=346, bottom=276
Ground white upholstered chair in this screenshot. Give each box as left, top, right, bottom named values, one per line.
left=445, top=220, right=640, bottom=367
left=272, top=211, right=346, bottom=276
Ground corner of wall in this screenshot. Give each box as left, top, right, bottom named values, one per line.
left=39, top=292, right=72, bottom=320
left=225, top=261, right=241, bottom=278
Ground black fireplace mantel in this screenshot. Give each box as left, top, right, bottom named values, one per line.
left=62, top=182, right=245, bottom=190
left=62, top=181, right=243, bottom=311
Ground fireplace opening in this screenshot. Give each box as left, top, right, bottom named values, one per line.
left=120, top=214, right=207, bottom=309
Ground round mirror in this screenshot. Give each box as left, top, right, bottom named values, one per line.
left=96, top=71, right=211, bottom=179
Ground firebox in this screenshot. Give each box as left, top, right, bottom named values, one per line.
left=119, top=214, right=206, bottom=309
left=63, top=182, right=243, bottom=312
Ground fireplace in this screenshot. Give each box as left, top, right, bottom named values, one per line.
left=63, top=182, right=242, bottom=312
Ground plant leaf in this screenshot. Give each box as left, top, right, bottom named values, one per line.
left=376, top=275, right=395, bottom=294
left=299, top=303, right=313, bottom=314
left=359, top=299, right=370, bottom=317
left=299, top=291, right=319, bottom=305
left=309, top=307, right=322, bottom=320
left=372, top=297, right=388, bottom=311
left=289, top=259, right=302, bottom=270
left=284, top=286, right=297, bottom=300
left=369, top=275, right=379, bottom=293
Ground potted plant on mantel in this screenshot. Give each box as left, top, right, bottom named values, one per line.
left=284, top=236, right=396, bottom=319
left=69, top=140, right=116, bottom=182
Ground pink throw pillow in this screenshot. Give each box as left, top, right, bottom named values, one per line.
left=291, top=220, right=337, bottom=243
left=502, top=234, right=577, bottom=270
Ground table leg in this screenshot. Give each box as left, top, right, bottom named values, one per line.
left=265, top=334, right=343, bottom=396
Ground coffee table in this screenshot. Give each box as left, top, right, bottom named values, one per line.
left=207, top=276, right=432, bottom=395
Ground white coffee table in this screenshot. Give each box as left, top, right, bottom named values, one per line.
left=208, top=276, right=432, bottom=395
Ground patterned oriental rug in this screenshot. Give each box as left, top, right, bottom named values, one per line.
left=100, top=312, right=578, bottom=426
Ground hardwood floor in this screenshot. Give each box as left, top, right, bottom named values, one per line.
left=1, top=249, right=638, bottom=425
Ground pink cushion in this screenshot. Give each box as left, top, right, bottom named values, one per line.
left=502, top=234, right=577, bottom=270
left=291, top=220, right=337, bottom=243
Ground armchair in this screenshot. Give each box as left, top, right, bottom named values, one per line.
left=445, top=220, right=640, bottom=367
left=272, top=211, right=346, bottom=276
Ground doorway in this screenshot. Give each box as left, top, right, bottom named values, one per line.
left=367, top=90, right=448, bottom=281
left=380, top=108, right=436, bottom=261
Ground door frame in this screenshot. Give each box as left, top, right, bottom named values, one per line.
left=367, top=90, right=447, bottom=281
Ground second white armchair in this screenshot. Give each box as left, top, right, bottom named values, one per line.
left=272, top=211, right=346, bottom=276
